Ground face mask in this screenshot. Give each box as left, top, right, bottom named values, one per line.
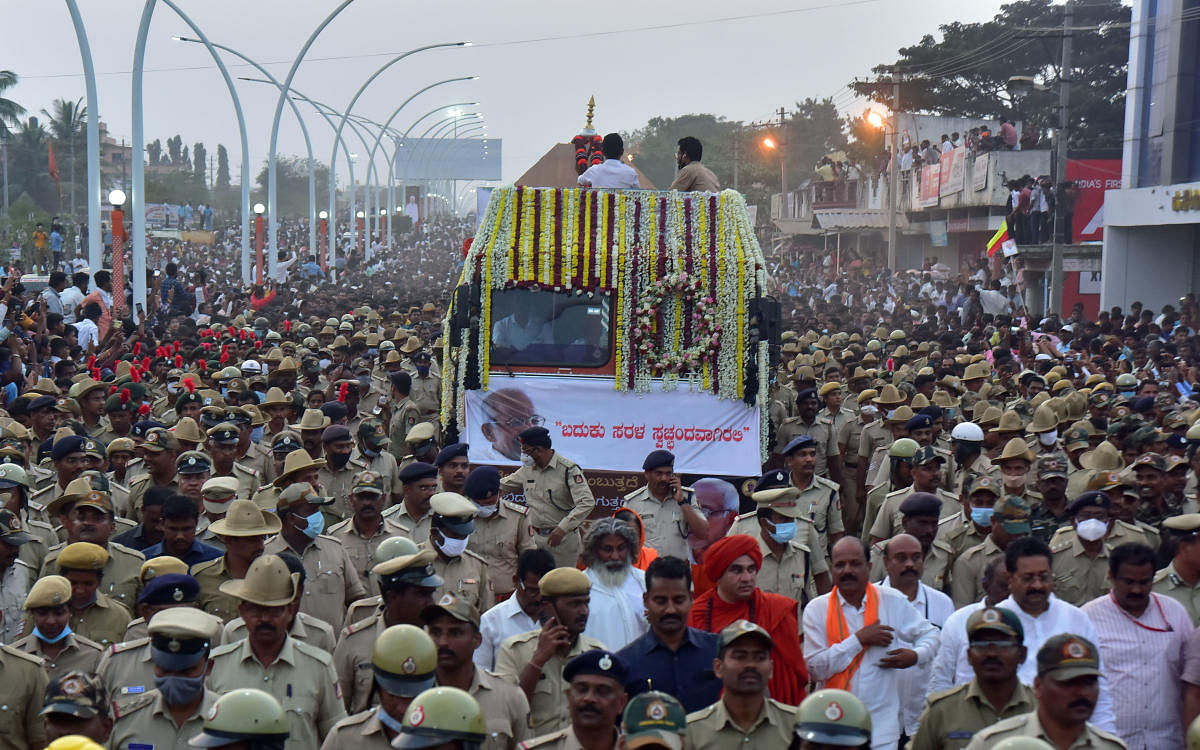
left=416, top=366, right=430, bottom=377
left=220, top=387, right=229, bottom=399
left=167, top=382, right=180, bottom=396
left=476, top=502, right=499, bottom=518
left=155, top=674, right=206, bottom=705
left=367, top=348, right=378, bottom=357
left=328, top=452, right=351, bottom=469
left=1038, top=430, right=1058, bottom=447
left=1076, top=518, right=1108, bottom=542
left=768, top=521, right=796, bottom=544
left=436, top=534, right=469, bottom=557
left=250, top=426, right=264, bottom=443
left=33, top=624, right=71, bottom=644
left=954, top=443, right=978, bottom=464
left=361, top=446, right=379, bottom=458
left=319, top=358, right=331, bottom=369
left=885, top=408, right=897, bottom=420
left=357, top=375, right=371, bottom=387
left=520, top=453, right=534, bottom=468
left=301, top=511, right=325, bottom=539
left=377, top=705, right=406, bottom=734
left=970, top=506, right=994, bottom=528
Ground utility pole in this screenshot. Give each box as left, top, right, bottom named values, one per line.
left=778, top=107, right=788, bottom=218
left=887, top=72, right=901, bottom=271
left=732, top=125, right=740, bottom=191
left=1050, top=0, right=1073, bottom=316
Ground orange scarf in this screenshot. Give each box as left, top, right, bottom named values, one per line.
left=823, top=584, right=879, bottom=690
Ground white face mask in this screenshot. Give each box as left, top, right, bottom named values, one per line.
left=475, top=502, right=499, bottom=518
left=1038, top=430, right=1059, bottom=447
left=1076, top=518, right=1108, bottom=542
left=520, top=453, right=534, bottom=468
left=436, top=534, right=469, bottom=557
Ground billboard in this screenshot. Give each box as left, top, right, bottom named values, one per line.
left=1065, top=158, right=1121, bottom=242
left=393, top=137, right=501, bottom=181
left=462, top=374, right=761, bottom=475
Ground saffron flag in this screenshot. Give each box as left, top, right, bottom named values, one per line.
left=986, top=219, right=1017, bottom=257
left=47, top=141, right=62, bottom=200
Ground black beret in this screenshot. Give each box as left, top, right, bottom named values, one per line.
left=321, top=424, right=351, bottom=443
left=562, top=649, right=629, bottom=685
left=435, top=443, right=469, bottom=467
left=918, top=405, right=944, bottom=420
left=782, top=435, right=815, bottom=455
left=1132, top=396, right=1156, bottom=414
left=642, top=449, right=675, bottom=471
left=398, top=461, right=438, bottom=483
left=1067, top=490, right=1111, bottom=516
left=754, top=469, right=789, bottom=492
left=795, top=387, right=818, bottom=402
left=132, top=420, right=166, bottom=438
left=899, top=491, right=943, bottom=517
left=51, top=435, right=87, bottom=461
left=905, top=413, right=934, bottom=431
left=518, top=426, right=551, bottom=449
left=28, top=395, right=56, bottom=411
left=320, top=401, right=348, bottom=421
left=138, top=573, right=199, bottom=605
left=463, top=466, right=501, bottom=500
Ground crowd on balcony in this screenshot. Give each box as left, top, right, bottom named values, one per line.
left=1006, top=174, right=1081, bottom=245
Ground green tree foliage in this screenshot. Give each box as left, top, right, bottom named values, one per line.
left=193, top=142, right=207, bottom=185
left=146, top=139, right=163, bottom=166
left=7, top=117, right=56, bottom=211
left=850, top=0, right=1129, bottom=149
left=166, top=135, right=183, bottom=165
left=41, top=98, right=86, bottom=212
left=215, top=144, right=230, bottom=191
left=0, top=70, right=26, bottom=139
left=252, top=156, right=331, bottom=217
left=144, top=169, right=207, bottom=206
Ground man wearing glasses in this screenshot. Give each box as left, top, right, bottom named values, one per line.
left=909, top=606, right=1034, bottom=750
left=480, top=388, right=542, bottom=462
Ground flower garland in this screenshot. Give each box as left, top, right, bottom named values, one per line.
left=632, top=272, right=720, bottom=375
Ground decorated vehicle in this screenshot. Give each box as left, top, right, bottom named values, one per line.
left=441, top=182, right=779, bottom=499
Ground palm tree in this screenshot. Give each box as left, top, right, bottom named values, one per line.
left=41, top=97, right=86, bottom=214
left=0, top=69, right=27, bottom=213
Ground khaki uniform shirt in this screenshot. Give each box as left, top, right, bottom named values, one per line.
left=621, top=486, right=692, bottom=561
left=1050, top=533, right=1113, bottom=606
left=319, top=457, right=367, bottom=519
left=0, top=645, right=48, bottom=750
left=357, top=449, right=401, bottom=501
left=109, top=688, right=219, bottom=750
left=519, top=727, right=618, bottom=750
left=839, top=418, right=866, bottom=466
left=499, top=453, right=594, bottom=567
left=222, top=611, right=336, bottom=655
left=468, top=502, right=536, bottom=598
left=208, top=635, right=347, bottom=750
left=470, top=666, right=533, bottom=750
left=264, top=534, right=367, bottom=632
left=868, top=487, right=959, bottom=542
left=127, top=474, right=179, bottom=523
left=332, top=612, right=386, bottom=713
left=327, top=516, right=409, bottom=596
left=16, top=518, right=58, bottom=574
left=8, top=632, right=102, bottom=681
left=380, top=500, right=432, bottom=544
left=858, top=420, right=892, bottom=464
left=320, top=708, right=401, bottom=750
left=1153, top=561, right=1200, bottom=625
left=937, top=512, right=986, bottom=560
left=670, top=161, right=720, bottom=192
left=63, top=592, right=131, bottom=647
left=387, top=398, right=422, bottom=462
left=818, top=407, right=853, bottom=454
left=0, top=561, right=35, bottom=643
left=494, top=632, right=606, bottom=736
left=210, top=461, right=260, bottom=504
left=910, top=680, right=1037, bottom=750
left=791, top=473, right=844, bottom=553
left=685, top=697, right=798, bottom=750
left=427, top=543, right=494, bottom=612
left=774, top=415, right=839, bottom=478
left=963, top=711, right=1125, bottom=750
left=410, top=374, right=441, bottom=420
left=96, top=637, right=154, bottom=699
left=951, top=536, right=1004, bottom=608
left=191, top=556, right=242, bottom=623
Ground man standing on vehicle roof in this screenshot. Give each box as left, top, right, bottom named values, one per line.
left=498, top=426, right=595, bottom=568
left=577, top=133, right=640, bottom=189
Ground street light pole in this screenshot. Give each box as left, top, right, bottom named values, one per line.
left=1050, top=1, right=1074, bottom=316
left=63, top=0, right=101, bottom=285
left=888, top=76, right=900, bottom=271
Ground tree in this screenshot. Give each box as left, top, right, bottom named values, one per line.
left=181, top=147, right=191, bottom=172
left=8, top=116, right=56, bottom=212
left=193, top=142, right=207, bottom=185
left=41, top=98, right=86, bottom=214
left=253, top=155, right=331, bottom=217
left=215, top=144, right=230, bottom=191
left=166, top=135, right=183, bottom=166
left=146, top=139, right=163, bottom=166
left=0, top=70, right=25, bottom=139
left=850, top=0, right=1129, bottom=149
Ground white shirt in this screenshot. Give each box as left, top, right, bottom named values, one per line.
left=582, top=566, right=647, bottom=651
left=1081, top=592, right=1192, bottom=750
left=578, top=158, right=640, bottom=189
left=76, top=317, right=99, bottom=353
left=491, top=314, right=549, bottom=351
left=927, top=598, right=986, bottom=700
left=803, top=585, right=940, bottom=749
left=997, top=594, right=1116, bottom=733
left=881, top=578, right=955, bottom=735
left=475, top=594, right=538, bottom=671
left=58, top=286, right=84, bottom=324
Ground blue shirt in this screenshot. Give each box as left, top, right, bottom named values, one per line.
left=616, top=627, right=721, bottom=713
left=142, top=538, right=223, bottom=567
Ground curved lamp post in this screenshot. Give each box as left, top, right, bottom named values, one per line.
left=63, top=0, right=101, bottom=283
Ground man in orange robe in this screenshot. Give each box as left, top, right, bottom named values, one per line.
left=687, top=533, right=808, bottom=705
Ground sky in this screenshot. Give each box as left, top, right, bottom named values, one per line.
left=6, top=0, right=1002, bottom=200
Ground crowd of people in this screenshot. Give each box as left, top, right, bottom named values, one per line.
left=0, top=184, right=1195, bottom=750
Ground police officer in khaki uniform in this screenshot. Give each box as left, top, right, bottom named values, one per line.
left=321, top=624, right=437, bottom=750
left=396, top=422, right=439, bottom=472
left=333, top=543, right=443, bottom=713
left=422, top=593, right=531, bottom=750
left=776, top=388, right=843, bottom=484
left=1049, top=491, right=1116, bottom=607
left=317, top=425, right=366, bottom=519
left=381, top=462, right=437, bottom=543
left=911, top=607, right=1036, bottom=750
left=191, top=500, right=282, bottom=623
left=494, top=567, right=605, bottom=736
left=205, top=423, right=260, bottom=503
left=622, top=450, right=708, bottom=562
left=1153, top=513, right=1200, bottom=623
left=0, top=507, right=37, bottom=642
left=327, top=471, right=409, bottom=595
left=120, top=560, right=194, bottom=642
left=264, top=482, right=367, bottom=632
left=108, top=608, right=222, bottom=750
left=47, top=542, right=131, bottom=647
left=783, top=435, right=844, bottom=557
left=13, top=575, right=103, bottom=681
left=869, top=445, right=957, bottom=544
left=41, top=476, right=145, bottom=610
left=208, top=554, right=346, bottom=750
left=685, top=620, right=798, bottom=750
left=938, top=474, right=997, bottom=561
left=498, top=428, right=595, bottom=569
left=518, top=648, right=627, bottom=750
left=355, top=419, right=400, bottom=505
left=951, top=495, right=1031, bottom=608
left=869, top=492, right=956, bottom=591
left=0, top=634, right=48, bottom=750
left=463, top=466, right=535, bottom=601
left=962, top=634, right=1124, bottom=750
left=387, top=372, right=424, bottom=463
left=423, top=493, right=492, bottom=612
left=126, top=428, right=180, bottom=523
left=0, top=464, right=58, bottom=575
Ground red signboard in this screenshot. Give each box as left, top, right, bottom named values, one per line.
left=1065, top=158, right=1121, bottom=242
left=919, top=164, right=941, bottom=208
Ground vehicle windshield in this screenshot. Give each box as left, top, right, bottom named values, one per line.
left=489, top=288, right=611, bottom=367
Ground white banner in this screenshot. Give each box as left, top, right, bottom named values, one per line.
left=464, top=375, right=761, bottom=475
